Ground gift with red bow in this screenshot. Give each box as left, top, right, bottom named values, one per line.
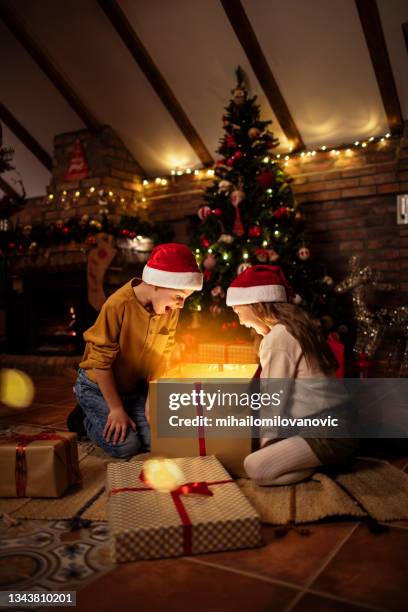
left=107, top=455, right=262, bottom=562
left=0, top=429, right=82, bottom=498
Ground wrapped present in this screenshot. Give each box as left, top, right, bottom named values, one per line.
left=150, top=363, right=259, bottom=477
left=197, top=342, right=258, bottom=364
left=0, top=431, right=82, bottom=498
left=107, top=455, right=262, bottom=562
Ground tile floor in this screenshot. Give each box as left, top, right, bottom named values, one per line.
left=0, top=374, right=407, bottom=612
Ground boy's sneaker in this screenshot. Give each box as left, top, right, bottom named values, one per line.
left=67, top=404, right=88, bottom=439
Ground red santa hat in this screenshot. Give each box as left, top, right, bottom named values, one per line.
left=142, top=243, right=203, bottom=290
left=226, top=265, right=297, bottom=306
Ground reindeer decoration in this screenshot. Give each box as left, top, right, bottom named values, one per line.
left=334, top=255, right=408, bottom=376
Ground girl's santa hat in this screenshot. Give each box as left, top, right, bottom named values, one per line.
left=226, top=265, right=299, bottom=306
left=143, top=243, right=203, bottom=290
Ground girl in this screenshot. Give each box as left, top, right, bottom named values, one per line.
left=226, top=264, right=358, bottom=486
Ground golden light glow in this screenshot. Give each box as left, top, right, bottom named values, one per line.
left=90, top=187, right=95, bottom=193
left=75, top=191, right=80, bottom=197
left=143, top=458, right=185, bottom=493
left=0, top=369, right=35, bottom=409
left=48, top=194, right=54, bottom=200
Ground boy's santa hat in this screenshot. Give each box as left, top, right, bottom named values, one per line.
left=143, top=243, right=203, bottom=290
left=226, top=265, right=299, bottom=306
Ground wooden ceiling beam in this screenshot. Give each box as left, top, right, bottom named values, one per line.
left=98, top=0, right=214, bottom=166
left=220, top=0, right=305, bottom=152
left=0, top=102, right=52, bottom=171
left=355, top=0, right=403, bottom=134
left=0, top=3, right=100, bottom=132
left=0, top=175, right=21, bottom=200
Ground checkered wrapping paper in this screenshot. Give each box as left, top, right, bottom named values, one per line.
left=107, top=455, right=262, bottom=562
left=197, top=343, right=257, bottom=364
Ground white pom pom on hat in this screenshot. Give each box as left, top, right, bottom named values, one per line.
left=142, top=243, right=203, bottom=290
left=226, top=264, right=300, bottom=306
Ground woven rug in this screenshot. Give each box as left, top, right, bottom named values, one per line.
left=1, top=447, right=407, bottom=525
left=236, top=457, right=408, bottom=525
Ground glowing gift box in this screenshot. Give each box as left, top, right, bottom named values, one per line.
left=197, top=342, right=258, bottom=364
left=107, top=455, right=262, bottom=562
left=0, top=431, right=82, bottom=498
left=149, top=363, right=259, bottom=478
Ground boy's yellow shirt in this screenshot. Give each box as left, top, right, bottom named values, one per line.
left=79, top=278, right=179, bottom=394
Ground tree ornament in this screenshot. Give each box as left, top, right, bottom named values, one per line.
left=255, top=248, right=269, bottom=263
left=268, top=249, right=280, bottom=262
left=203, top=253, right=217, bottom=270
left=217, top=234, right=234, bottom=244
left=200, top=236, right=211, bottom=248
left=22, top=224, right=32, bottom=237
left=273, top=206, right=289, bottom=219
left=8, top=243, right=16, bottom=250
left=226, top=135, right=236, bottom=148
left=248, top=226, right=262, bottom=237
left=237, top=262, right=252, bottom=274
left=121, top=228, right=130, bottom=236
left=209, top=304, right=222, bottom=317
left=203, top=269, right=212, bottom=282
left=233, top=150, right=243, bottom=161
left=230, top=190, right=245, bottom=237
left=212, top=208, right=222, bottom=217
left=323, top=275, right=334, bottom=286
left=28, top=241, right=38, bottom=252
left=248, top=127, right=260, bottom=139
left=218, top=180, right=232, bottom=193
left=62, top=227, right=70, bottom=235
left=216, top=159, right=227, bottom=167
left=257, top=171, right=274, bottom=189
left=226, top=157, right=235, bottom=167
left=232, top=86, right=246, bottom=105
left=297, top=246, right=310, bottom=261
left=198, top=206, right=212, bottom=221
left=211, top=286, right=225, bottom=299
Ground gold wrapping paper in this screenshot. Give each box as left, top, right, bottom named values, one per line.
left=107, top=455, right=262, bottom=562
left=150, top=363, right=259, bottom=478
left=0, top=431, right=81, bottom=498
left=197, top=343, right=258, bottom=364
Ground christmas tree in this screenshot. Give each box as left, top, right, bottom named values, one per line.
left=189, top=67, right=340, bottom=338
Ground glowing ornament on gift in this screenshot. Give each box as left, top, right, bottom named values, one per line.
left=198, top=206, right=212, bottom=221
left=143, top=458, right=185, bottom=493
left=0, top=368, right=35, bottom=409
left=297, top=246, right=310, bottom=261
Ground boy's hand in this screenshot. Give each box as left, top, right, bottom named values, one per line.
left=103, top=407, right=136, bottom=444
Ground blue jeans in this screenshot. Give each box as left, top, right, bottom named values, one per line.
left=73, top=368, right=150, bottom=459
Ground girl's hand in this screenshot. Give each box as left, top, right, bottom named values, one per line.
left=103, top=407, right=136, bottom=444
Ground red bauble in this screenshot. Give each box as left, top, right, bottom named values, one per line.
left=198, top=206, right=212, bottom=221
left=226, top=135, right=236, bottom=148
left=212, top=208, right=222, bottom=217
left=273, top=206, right=289, bottom=218
left=8, top=243, right=16, bottom=250
left=233, top=150, right=243, bottom=160
left=62, top=227, right=70, bottom=234
left=216, top=159, right=226, bottom=167
left=257, top=171, right=274, bottom=189
left=248, top=226, right=262, bottom=237
left=129, top=231, right=136, bottom=238
left=121, top=229, right=130, bottom=236
left=226, top=157, right=234, bottom=167
left=200, top=237, right=211, bottom=248
left=203, top=269, right=212, bottom=282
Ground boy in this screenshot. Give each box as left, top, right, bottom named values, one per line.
left=69, top=243, right=203, bottom=458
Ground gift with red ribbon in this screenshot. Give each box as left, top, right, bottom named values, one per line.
left=0, top=430, right=82, bottom=498
left=107, top=455, right=262, bottom=562
left=150, top=363, right=259, bottom=477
